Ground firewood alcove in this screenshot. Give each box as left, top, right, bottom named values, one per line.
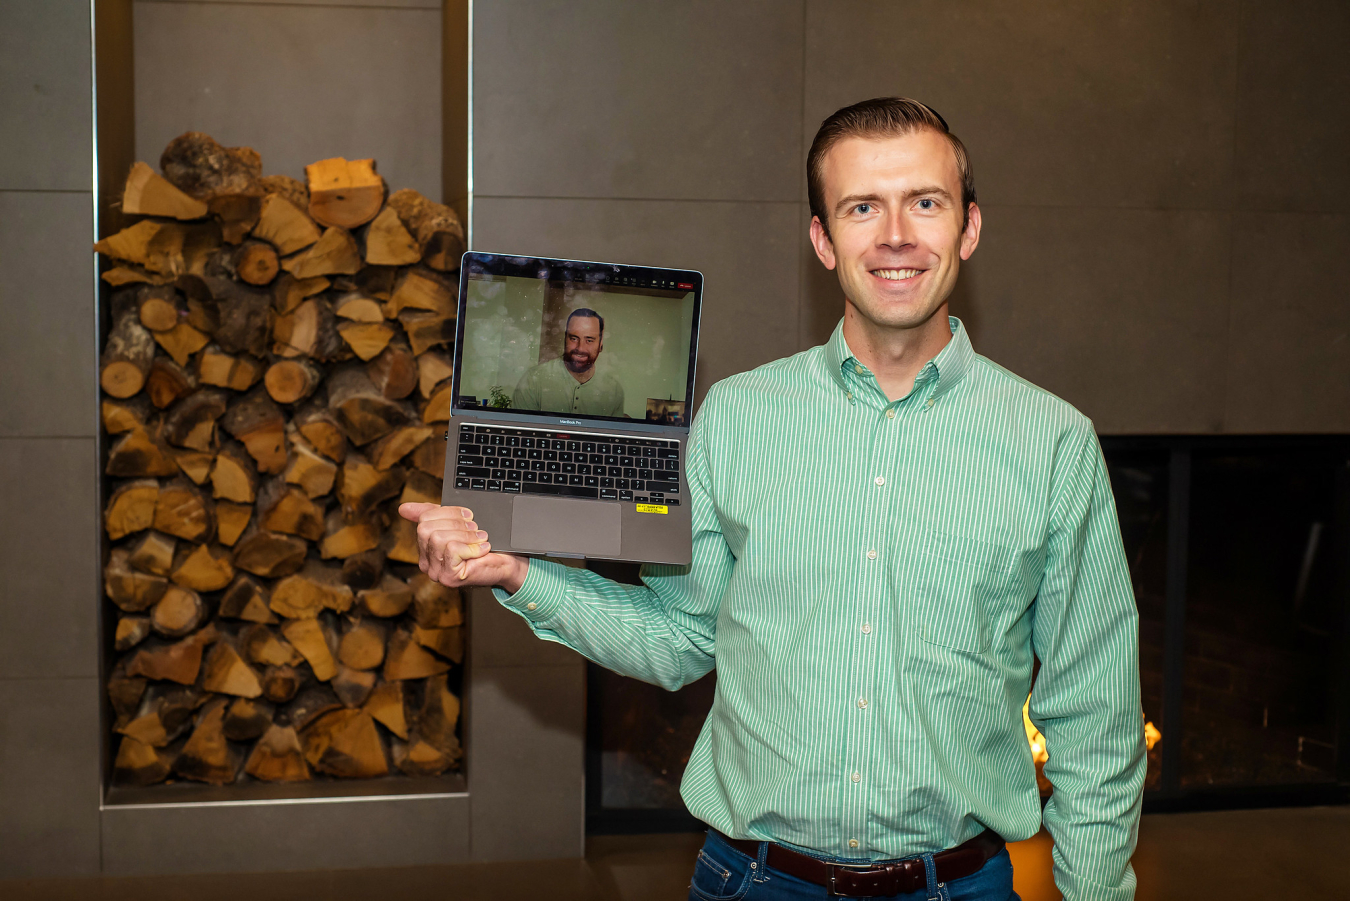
left=97, top=132, right=466, bottom=797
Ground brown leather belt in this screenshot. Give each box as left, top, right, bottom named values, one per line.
left=712, top=829, right=1005, bottom=897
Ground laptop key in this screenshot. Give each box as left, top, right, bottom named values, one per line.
left=619, top=490, right=634, bottom=501
left=455, top=477, right=471, bottom=489
left=458, top=466, right=489, bottom=479
left=491, top=469, right=506, bottom=480
left=600, top=478, right=614, bottom=488
left=471, top=478, right=487, bottom=490
left=524, top=472, right=537, bottom=482
left=503, top=481, right=521, bottom=493
left=599, top=488, right=618, bottom=500
left=584, top=476, right=599, bottom=488
left=487, top=480, right=501, bottom=491
left=568, top=475, right=585, bottom=486
left=522, top=482, right=600, bottom=499
left=458, top=455, right=484, bottom=467
left=639, top=469, right=654, bottom=480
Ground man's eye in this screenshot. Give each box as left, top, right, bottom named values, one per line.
left=918, top=199, right=934, bottom=210
left=855, top=203, right=871, bottom=214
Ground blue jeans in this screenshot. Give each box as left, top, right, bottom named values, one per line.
left=687, top=830, right=1020, bottom=901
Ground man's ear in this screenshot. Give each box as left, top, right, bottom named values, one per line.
left=959, top=203, right=982, bottom=261
left=809, top=216, right=837, bottom=270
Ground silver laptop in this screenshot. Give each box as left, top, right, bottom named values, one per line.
left=440, top=252, right=703, bottom=565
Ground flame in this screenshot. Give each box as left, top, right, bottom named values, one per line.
left=1023, top=695, right=1161, bottom=765
left=1144, top=719, right=1161, bottom=751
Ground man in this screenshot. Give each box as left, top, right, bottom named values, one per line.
left=403, top=98, right=1144, bottom=900
left=512, top=307, right=625, bottom=416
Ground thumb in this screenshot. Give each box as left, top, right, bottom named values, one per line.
left=398, top=502, right=439, bottom=522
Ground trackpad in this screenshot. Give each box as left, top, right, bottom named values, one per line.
left=511, top=496, right=622, bottom=557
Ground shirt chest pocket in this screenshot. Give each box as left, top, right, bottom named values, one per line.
left=913, top=530, right=1017, bottom=653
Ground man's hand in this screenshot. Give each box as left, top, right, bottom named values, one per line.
left=397, top=503, right=529, bottom=594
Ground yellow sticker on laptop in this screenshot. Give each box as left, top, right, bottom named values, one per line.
left=636, top=503, right=668, bottom=514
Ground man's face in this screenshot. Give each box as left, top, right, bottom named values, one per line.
left=563, top=315, right=603, bottom=373
left=809, top=129, right=981, bottom=332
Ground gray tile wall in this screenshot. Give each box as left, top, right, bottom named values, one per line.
left=0, top=0, right=102, bottom=878
left=473, top=0, right=1350, bottom=435
left=133, top=0, right=442, bottom=199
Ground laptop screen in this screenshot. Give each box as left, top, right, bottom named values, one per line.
left=452, top=253, right=701, bottom=428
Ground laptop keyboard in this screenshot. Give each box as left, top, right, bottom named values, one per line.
left=450, top=423, right=681, bottom=505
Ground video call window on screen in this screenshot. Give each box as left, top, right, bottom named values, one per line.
left=458, top=273, right=696, bottom=425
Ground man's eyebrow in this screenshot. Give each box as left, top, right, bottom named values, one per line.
left=832, top=186, right=956, bottom=215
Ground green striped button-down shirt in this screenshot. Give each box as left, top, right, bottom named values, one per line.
left=499, top=317, right=1146, bottom=900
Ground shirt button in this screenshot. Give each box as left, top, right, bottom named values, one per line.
left=861, top=623, right=872, bottom=634
left=857, top=698, right=869, bottom=708
left=526, top=602, right=537, bottom=611
left=886, top=409, right=896, bottom=420
left=848, top=839, right=860, bottom=849
left=926, top=397, right=935, bottom=408
left=854, top=364, right=864, bottom=375
left=873, top=475, right=885, bottom=487
left=846, top=392, right=854, bottom=402
left=851, top=772, right=862, bottom=783
left=866, top=549, right=877, bottom=560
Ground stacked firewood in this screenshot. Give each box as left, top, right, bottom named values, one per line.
left=96, top=132, right=465, bottom=786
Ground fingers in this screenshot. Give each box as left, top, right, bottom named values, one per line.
left=417, top=521, right=492, bottom=585
left=398, top=503, right=474, bottom=524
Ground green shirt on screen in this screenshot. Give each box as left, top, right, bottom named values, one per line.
left=497, top=317, right=1145, bottom=901
left=512, top=357, right=625, bottom=417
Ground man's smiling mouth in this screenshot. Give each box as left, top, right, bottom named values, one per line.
left=869, top=268, right=922, bottom=281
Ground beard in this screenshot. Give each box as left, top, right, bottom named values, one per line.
left=564, top=349, right=596, bottom=373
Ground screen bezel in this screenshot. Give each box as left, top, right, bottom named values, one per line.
left=451, top=251, right=703, bottom=432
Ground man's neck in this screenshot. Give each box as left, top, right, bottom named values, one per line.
left=565, top=362, right=595, bottom=385
left=841, top=303, right=953, bottom=402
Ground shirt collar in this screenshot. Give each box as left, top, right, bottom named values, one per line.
left=824, top=315, right=976, bottom=401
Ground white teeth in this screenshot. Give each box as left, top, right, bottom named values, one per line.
left=872, top=268, right=920, bottom=281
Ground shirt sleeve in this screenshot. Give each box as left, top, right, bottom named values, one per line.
left=1030, top=424, right=1147, bottom=901
left=492, top=407, right=734, bottom=690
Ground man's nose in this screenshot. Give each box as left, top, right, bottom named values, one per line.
left=879, top=208, right=912, bottom=250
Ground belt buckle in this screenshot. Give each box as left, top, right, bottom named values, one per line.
left=826, top=861, right=898, bottom=898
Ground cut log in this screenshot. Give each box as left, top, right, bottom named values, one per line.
left=160, top=132, right=261, bottom=200
left=410, top=574, right=464, bottom=628
left=151, top=584, right=207, bottom=638
left=272, top=272, right=329, bottom=315
left=234, top=240, right=279, bottom=285
left=231, top=526, right=307, bottom=578
left=105, top=480, right=161, bottom=541
left=108, top=663, right=148, bottom=723
left=409, top=434, right=447, bottom=477
left=101, top=307, right=156, bottom=398
left=293, top=402, right=347, bottom=463
left=245, top=724, right=310, bottom=782
left=215, top=500, right=252, bottom=546
left=176, top=274, right=221, bottom=332
left=353, top=265, right=398, bottom=300
left=362, top=680, right=408, bottom=739
left=121, top=161, right=210, bottom=220
left=222, top=697, right=273, bottom=741
left=386, top=189, right=464, bottom=271
left=264, top=358, right=323, bottom=405
left=240, top=624, right=302, bottom=669
left=287, top=685, right=342, bottom=730
left=284, top=425, right=338, bottom=498
left=129, top=531, right=176, bottom=575
left=197, top=344, right=264, bottom=391
left=384, top=515, right=419, bottom=565
left=358, top=573, right=413, bottom=618
left=261, top=664, right=302, bottom=704
left=204, top=277, right=272, bottom=357
left=362, top=205, right=420, bottom=266
left=221, top=391, right=287, bottom=474
left=106, top=426, right=178, bottom=478
left=306, top=158, right=384, bottom=229
left=393, top=735, right=458, bottom=777
left=271, top=560, right=354, bottom=618
left=341, top=548, right=386, bottom=591
left=337, top=453, right=404, bottom=517
left=173, top=699, right=239, bottom=785
left=219, top=574, right=276, bottom=624
left=170, top=448, right=214, bottom=485
left=416, top=350, right=454, bottom=400
left=336, top=320, right=395, bottom=361
left=413, top=624, right=464, bottom=664
left=321, top=508, right=383, bottom=560
left=382, top=628, right=450, bottom=681
left=282, top=617, right=339, bottom=681
left=202, top=641, right=263, bottom=698
left=152, top=320, right=210, bottom=366
left=209, top=193, right=263, bottom=245
left=419, top=673, right=462, bottom=750
left=400, top=470, right=443, bottom=507
left=153, top=478, right=215, bottom=542
left=367, top=425, right=434, bottom=474
left=365, top=338, right=417, bottom=402
left=338, top=619, right=387, bottom=671
left=102, top=396, right=154, bottom=435
left=398, top=309, right=455, bottom=356
left=126, top=625, right=216, bottom=684
left=422, top=382, right=454, bottom=423
left=115, top=615, right=152, bottom=652
left=164, top=388, right=228, bottom=451
left=272, top=296, right=345, bottom=361
left=103, top=265, right=171, bottom=287
left=253, top=192, right=321, bottom=255
left=119, top=684, right=204, bottom=747
left=258, top=175, right=309, bottom=215
left=328, top=367, right=409, bottom=445
left=169, top=543, right=234, bottom=592
left=137, top=285, right=185, bottom=332
left=94, top=219, right=186, bottom=275
left=303, top=708, right=388, bottom=778
left=333, top=292, right=384, bottom=323
left=210, top=441, right=258, bottom=503
left=145, top=358, right=198, bottom=410
left=281, top=226, right=361, bottom=279
left=105, top=546, right=169, bottom=611
left=256, top=477, right=325, bottom=541
left=113, top=736, right=173, bottom=786
left=387, top=267, right=455, bottom=317
left=332, top=665, right=377, bottom=707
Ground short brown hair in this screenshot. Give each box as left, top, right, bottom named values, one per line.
left=807, top=97, right=976, bottom=237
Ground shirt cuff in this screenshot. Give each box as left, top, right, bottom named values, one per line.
left=492, top=558, right=569, bottom=623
